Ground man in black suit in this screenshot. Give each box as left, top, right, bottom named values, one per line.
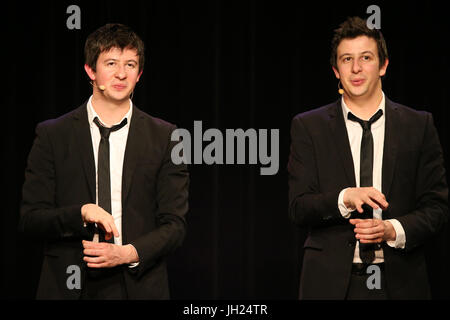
left=20, top=23, right=189, bottom=299
left=288, top=17, right=448, bottom=299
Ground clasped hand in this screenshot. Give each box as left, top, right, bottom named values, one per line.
left=344, top=187, right=396, bottom=243
left=82, top=240, right=138, bottom=268
left=81, top=204, right=138, bottom=268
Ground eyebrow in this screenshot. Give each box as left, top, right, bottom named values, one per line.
left=338, top=51, right=375, bottom=59
left=104, top=58, right=138, bottom=64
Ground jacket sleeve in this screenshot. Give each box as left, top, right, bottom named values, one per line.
left=129, top=125, right=189, bottom=278
left=395, top=113, right=448, bottom=252
left=19, top=122, right=92, bottom=240
left=288, top=115, right=346, bottom=228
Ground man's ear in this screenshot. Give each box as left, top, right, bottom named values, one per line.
left=332, top=66, right=340, bottom=79
left=136, top=70, right=143, bottom=82
left=84, top=64, right=96, bottom=81
left=379, top=58, right=389, bottom=77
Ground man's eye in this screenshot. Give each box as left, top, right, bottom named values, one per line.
left=362, top=56, right=371, bottom=61
left=343, top=57, right=352, bottom=62
left=127, top=64, right=136, bottom=68
left=107, top=62, right=115, bottom=66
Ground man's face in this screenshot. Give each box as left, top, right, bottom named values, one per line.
left=332, top=35, right=388, bottom=99
left=85, top=47, right=142, bottom=103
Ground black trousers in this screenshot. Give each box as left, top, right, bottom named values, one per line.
left=345, top=263, right=388, bottom=300
left=80, top=267, right=128, bottom=300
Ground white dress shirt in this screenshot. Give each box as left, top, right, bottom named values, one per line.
left=337, top=92, right=406, bottom=263
left=87, top=96, right=139, bottom=267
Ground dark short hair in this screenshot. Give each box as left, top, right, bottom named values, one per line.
left=330, top=16, right=388, bottom=70
left=84, top=23, right=145, bottom=72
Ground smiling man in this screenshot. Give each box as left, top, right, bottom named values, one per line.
left=288, top=17, right=448, bottom=299
left=20, top=24, right=189, bottom=299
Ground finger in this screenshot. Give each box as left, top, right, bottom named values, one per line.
left=83, top=255, right=105, bottom=263
left=86, top=262, right=108, bottom=268
left=367, top=187, right=385, bottom=198
left=356, top=231, right=384, bottom=240
left=349, top=219, right=363, bottom=225
left=367, top=189, right=389, bottom=208
left=356, top=202, right=364, bottom=213
left=359, top=237, right=383, bottom=244
left=376, top=198, right=389, bottom=209
left=354, top=221, right=383, bottom=234
left=369, top=195, right=389, bottom=210
left=98, top=219, right=112, bottom=234
left=102, top=224, right=117, bottom=241
left=363, top=196, right=380, bottom=209
left=356, top=218, right=382, bottom=228
left=354, top=227, right=371, bottom=234
left=357, top=233, right=384, bottom=240
left=363, top=197, right=380, bottom=210
left=104, top=232, right=117, bottom=241
left=83, top=249, right=101, bottom=256
left=109, top=220, right=120, bottom=238
left=101, top=225, right=119, bottom=241
left=355, top=220, right=374, bottom=229
left=82, top=240, right=96, bottom=249
left=355, top=227, right=384, bottom=235
left=82, top=240, right=106, bottom=250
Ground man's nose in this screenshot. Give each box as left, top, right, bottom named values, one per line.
left=352, top=60, right=362, bottom=73
left=115, top=65, right=127, bottom=79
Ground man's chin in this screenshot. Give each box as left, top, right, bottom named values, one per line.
left=107, top=93, right=132, bottom=104
left=347, top=88, right=368, bottom=98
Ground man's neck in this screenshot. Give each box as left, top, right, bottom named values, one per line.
left=343, top=89, right=383, bottom=120
left=91, top=94, right=130, bottom=126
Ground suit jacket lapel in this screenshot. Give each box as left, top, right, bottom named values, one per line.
left=72, top=103, right=96, bottom=202
left=382, top=97, right=399, bottom=199
left=327, top=100, right=357, bottom=188
left=122, top=105, right=146, bottom=206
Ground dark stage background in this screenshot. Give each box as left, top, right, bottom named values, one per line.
left=2, top=1, right=450, bottom=299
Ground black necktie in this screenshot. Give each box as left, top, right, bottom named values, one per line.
left=93, top=116, right=127, bottom=243
left=347, top=109, right=383, bottom=263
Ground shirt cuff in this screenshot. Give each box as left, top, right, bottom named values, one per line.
left=385, top=219, right=406, bottom=249
left=127, top=244, right=140, bottom=268
left=338, top=188, right=352, bottom=219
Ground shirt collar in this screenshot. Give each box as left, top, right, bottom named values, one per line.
left=86, top=95, right=133, bottom=128
left=341, top=91, right=385, bottom=126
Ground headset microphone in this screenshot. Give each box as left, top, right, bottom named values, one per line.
left=338, top=81, right=344, bottom=95
left=98, top=85, right=106, bottom=91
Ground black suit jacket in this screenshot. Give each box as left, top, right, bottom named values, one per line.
left=20, top=102, right=189, bottom=299
left=288, top=97, right=448, bottom=299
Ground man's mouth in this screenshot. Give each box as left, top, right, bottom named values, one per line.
left=112, top=84, right=127, bottom=90
left=350, top=79, right=365, bottom=86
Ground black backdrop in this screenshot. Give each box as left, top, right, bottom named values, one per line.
left=2, top=0, right=450, bottom=300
